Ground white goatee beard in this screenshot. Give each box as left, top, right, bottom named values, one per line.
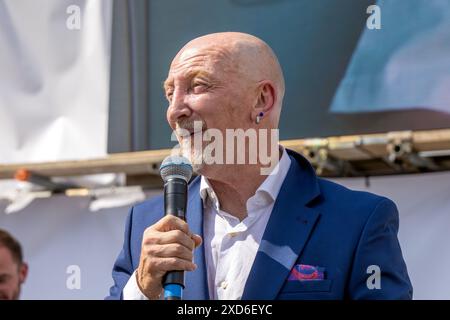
left=180, top=136, right=203, bottom=173
left=179, top=129, right=214, bottom=174
left=176, top=119, right=207, bottom=173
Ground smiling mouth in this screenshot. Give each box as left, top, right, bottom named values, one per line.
left=183, top=130, right=203, bottom=139
left=191, top=130, right=204, bottom=136
left=177, top=128, right=204, bottom=138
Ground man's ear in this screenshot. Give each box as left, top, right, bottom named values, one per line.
left=252, top=81, right=276, bottom=122
left=18, top=262, right=28, bottom=284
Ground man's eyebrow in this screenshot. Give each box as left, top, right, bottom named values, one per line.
left=163, top=79, right=173, bottom=92
left=188, top=70, right=213, bottom=80
left=163, top=70, right=214, bottom=91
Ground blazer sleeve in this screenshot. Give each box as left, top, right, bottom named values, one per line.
left=348, top=198, right=413, bottom=299
left=105, top=206, right=135, bottom=300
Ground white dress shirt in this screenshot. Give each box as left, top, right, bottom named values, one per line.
left=123, top=147, right=291, bottom=300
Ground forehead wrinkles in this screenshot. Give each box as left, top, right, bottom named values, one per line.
left=169, top=47, right=238, bottom=78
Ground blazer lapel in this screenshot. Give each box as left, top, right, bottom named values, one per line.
left=242, top=151, right=321, bottom=300
left=183, top=177, right=209, bottom=300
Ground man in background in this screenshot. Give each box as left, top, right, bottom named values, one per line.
left=0, top=229, right=28, bottom=300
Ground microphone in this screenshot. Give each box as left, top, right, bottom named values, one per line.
left=159, top=155, right=193, bottom=300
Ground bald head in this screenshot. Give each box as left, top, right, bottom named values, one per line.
left=171, top=32, right=285, bottom=123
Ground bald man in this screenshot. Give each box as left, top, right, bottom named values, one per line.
left=107, top=32, right=412, bottom=300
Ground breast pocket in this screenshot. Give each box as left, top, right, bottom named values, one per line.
left=281, top=279, right=333, bottom=293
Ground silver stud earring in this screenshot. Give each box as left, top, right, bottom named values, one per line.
left=256, top=112, right=264, bottom=124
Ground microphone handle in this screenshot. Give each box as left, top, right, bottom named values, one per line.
left=163, top=178, right=188, bottom=300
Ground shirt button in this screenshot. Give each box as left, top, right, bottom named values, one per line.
left=220, top=281, right=228, bottom=289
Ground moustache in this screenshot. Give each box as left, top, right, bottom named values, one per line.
left=175, top=119, right=207, bottom=137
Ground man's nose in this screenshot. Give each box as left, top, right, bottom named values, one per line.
left=167, top=89, right=192, bottom=123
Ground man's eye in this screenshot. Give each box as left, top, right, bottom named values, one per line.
left=192, top=82, right=208, bottom=93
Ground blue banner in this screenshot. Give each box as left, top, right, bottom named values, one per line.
left=331, top=0, right=450, bottom=114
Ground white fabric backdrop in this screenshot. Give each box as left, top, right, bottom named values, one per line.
left=1, top=172, right=450, bottom=299
left=0, top=0, right=112, bottom=164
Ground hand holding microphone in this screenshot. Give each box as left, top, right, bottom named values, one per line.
left=136, top=156, right=202, bottom=300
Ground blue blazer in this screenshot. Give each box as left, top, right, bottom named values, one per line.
left=107, top=150, right=412, bottom=300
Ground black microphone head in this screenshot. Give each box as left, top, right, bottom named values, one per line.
left=159, top=155, right=193, bottom=183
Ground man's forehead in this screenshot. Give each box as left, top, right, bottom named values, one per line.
left=0, top=247, right=16, bottom=269
left=164, top=69, right=213, bottom=88
left=165, top=51, right=236, bottom=87
left=177, top=41, right=233, bottom=61
left=171, top=45, right=235, bottom=73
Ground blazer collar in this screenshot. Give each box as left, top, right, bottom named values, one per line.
left=183, top=176, right=209, bottom=300
left=242, top=150, right=322, bottom=299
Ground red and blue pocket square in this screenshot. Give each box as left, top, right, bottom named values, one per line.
left=288, top=264, right=325, bottom=281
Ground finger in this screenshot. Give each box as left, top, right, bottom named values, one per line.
left=151, top=243, right=193, bottom=261
left=158, top=229, right=195, bottom=251
left=153, top=215, right=190, bottom=234
left=154, top=257, right=197, bottom=272
left=191, top=234, right=202, bottom=248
